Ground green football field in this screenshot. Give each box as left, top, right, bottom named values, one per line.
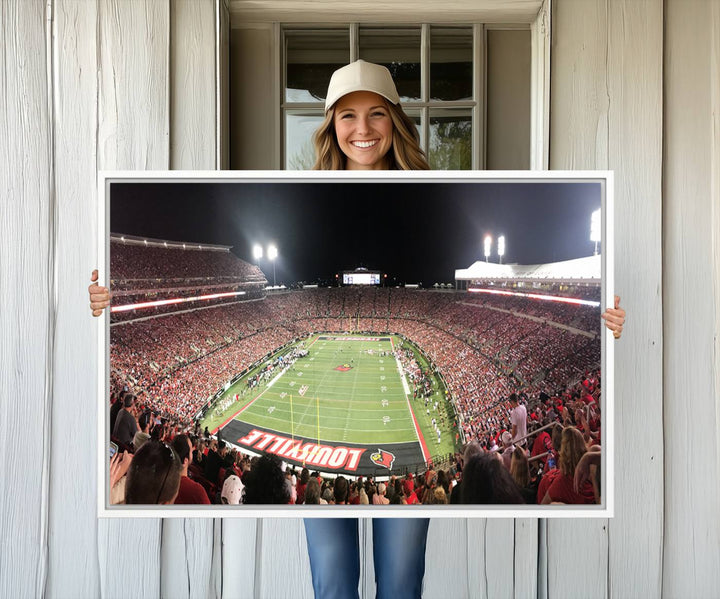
left=201, top=333, right=458, bottom=456
left=245, top=335, right=417, bottom=444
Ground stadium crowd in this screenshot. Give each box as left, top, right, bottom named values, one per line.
left=111, top=369, right=603, bottom=506
left=107, top=241, right=604, bottom=506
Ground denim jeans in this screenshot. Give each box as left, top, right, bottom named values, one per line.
left=303, top=518, right=430, bottom=599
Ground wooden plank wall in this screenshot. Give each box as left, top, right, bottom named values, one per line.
left=0, top=2, right=53, bottom=598
left=549, top=2, right=664, bottom=598
left=663, top=1, right=720, bottom=597
left=48, top=1, right=101, bottom=596
left=2, top=0, right=719, bottom=597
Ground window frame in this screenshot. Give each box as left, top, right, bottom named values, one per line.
left=267, top=1, right=550, bottom=171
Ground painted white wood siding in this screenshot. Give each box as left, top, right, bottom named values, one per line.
left=663, top=1, right=720, bottom=596
left=0, top=2, right=53, bottom=597
left=549, top=1, right=664, bottom=597
left=47, top=0, right=101, bottom=596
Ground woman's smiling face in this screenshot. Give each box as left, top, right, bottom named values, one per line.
left=333, top=91, right=394, bottom=170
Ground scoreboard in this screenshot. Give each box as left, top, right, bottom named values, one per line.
left=342, top=271, right=381, bottom=285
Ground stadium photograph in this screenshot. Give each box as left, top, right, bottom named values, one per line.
left=105, top=175, right=609, bottom=511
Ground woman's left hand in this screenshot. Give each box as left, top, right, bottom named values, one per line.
left=601, top=295, right=625, bottom=339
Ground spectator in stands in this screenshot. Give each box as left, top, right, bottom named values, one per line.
left=113, top=394, right=138, bottom=447
left=510, top=447, right=538, bottom=504
left=391, top=480, right=406, bottom=505
left=334, top=476, right=349, bottom=505
left=424, top=486, right=448, bottom=505
left=500, top=431, right=516, bottom=470
left=539, top=426, right=595, bottom=504
left=437, top=471, right=450, bottom=497
left=242, top=454, right=291, bottom=504
left=509, top=393, right=527, bottom=447
left=171, top=434, right=210, bottom=505
left=109, top=391, right=124, bottom=438
left=530, top=423, right=554, bottom=468
left=574, top=445, right=602, bottom=504
left=348, top=483, right=360, bottom=505
left=450, top=442, right=484, bottom=504
left=373, top=483, right=389, bottom=505
left=138, top=410, right=152, bottom=435
left=461, top=453, right=524, bottom=504
left=204, top=439, right=226, bottom=486
left=296, top=468, right=310, bottom=505
left=285, top=470, right=297, bottom=504
left=125, top=441, right=181, bottom=505
left=305, top=478, right=322, bottom=505
left=221, top=474, right=244, bottom=505
left=321, top=487, right=335, bottom=505
left=133, top=431, right=150, bottom=452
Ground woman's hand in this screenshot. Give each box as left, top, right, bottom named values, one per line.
left=601, top=295, right=625, bottom=339
left=89, top=269, right=111, bottom=317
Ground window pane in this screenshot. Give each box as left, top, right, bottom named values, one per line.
left=359, top=28, right=421, bottom=102
left=402, top=109, right=423, bottom=148
left=486, top=30, right=530, bottom=169
left=285, top=112, right=324, bottom=170
left=286, top=30, right=349, bottom=103
left=429, top=109, right=472, bottom=170
left=430, top=27, right=473, bottom=101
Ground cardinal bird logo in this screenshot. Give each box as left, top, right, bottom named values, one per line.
left=370, top=448, right=395, bottom=470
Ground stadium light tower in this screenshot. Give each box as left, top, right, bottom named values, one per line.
left=590, top=209, right=601, bottom=255
left=252, top=244, right=263, bottom=261
left=498, top=235, right=505, bottom=264
left=484, top=235, right=492, bottom=263
left=268, top=244, right=278, bottom=286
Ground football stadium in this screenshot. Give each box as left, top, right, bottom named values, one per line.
left=108, top=180, right=605, bottom=506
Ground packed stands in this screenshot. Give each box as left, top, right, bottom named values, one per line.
left=108, top=237, right=604, bottom=505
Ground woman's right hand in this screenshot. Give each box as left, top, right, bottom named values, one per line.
left=89, top=269, right=111, bottom=316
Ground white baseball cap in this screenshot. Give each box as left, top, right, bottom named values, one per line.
left=221, top=475, right=244, bottom=505
left=324, top=60, right=400, bottom=112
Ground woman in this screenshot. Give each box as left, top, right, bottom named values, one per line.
left=301, top=60, right=432, bottom=599
left=539, top=426, right=595, bottom=504
left=510, top=446, right=538, bottom=504
left=460, top=452, right=525, bottom=504
left=89, top=59, right=627, bottom=598
left=304, top=478, right=322, bottom=505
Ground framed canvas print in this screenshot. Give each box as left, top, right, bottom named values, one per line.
left=97, top=171, right=614, bottom=518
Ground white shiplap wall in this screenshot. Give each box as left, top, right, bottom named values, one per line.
left=48, top=0, right=101, bottom=596
left=663, top=1, right=720, bottom=597
left=96, top=1, right=168, bottom=597
left=549, top=2, right=664, bottom=599
left=0, top=2, right=53, bottom=598
left=2, top=0, right=719, bottom=597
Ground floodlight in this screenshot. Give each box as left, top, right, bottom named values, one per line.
left=253, top=244, right=263, bottom=260
left=484, top=235, right=492, bottom=262
left=498, top=235, right=505, bottom=264
left=590, top=209, right=601, bottom=255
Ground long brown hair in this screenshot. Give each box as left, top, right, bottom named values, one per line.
left=312, top=100, right=429, bottom=171
left=510, top=447, right=530, bottom=488
left=559, top=426, right=587, bottom=477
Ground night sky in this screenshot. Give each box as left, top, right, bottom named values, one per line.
left=110, top=181, right=603, bottom=286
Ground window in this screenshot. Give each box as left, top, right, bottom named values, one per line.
left=283, top=25, right=481, bottom=170
left=228, top=22, right=534, bottom=170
